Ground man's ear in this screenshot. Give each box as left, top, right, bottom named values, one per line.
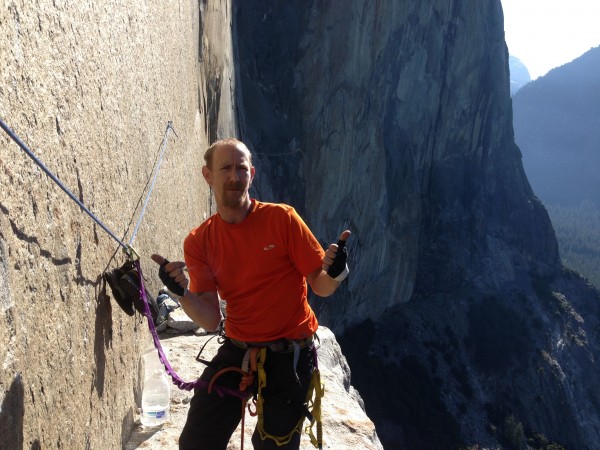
left=202, top=165, right=213, bottom=185
left=250, top=166, right=256, bottom=184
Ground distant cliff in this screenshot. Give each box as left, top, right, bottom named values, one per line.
left=234, top=0, right=557, bottom=337
left=513, top=45, right=600, bottom=209
left=509, top=55, right=531, bottom=95
left=512, top=45, right=600, bottom=297
left=231, top=1, right=600, bottom=449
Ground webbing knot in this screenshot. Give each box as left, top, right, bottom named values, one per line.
left=239, top=347, right=262, bottom=392
left=207, top=347, right=266, bottom=450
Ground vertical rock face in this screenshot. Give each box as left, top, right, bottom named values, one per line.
left=233, top=1, right=600, bottom=448
left=0, top=1, right=234, bottom=448
left=234, top=0, right=558, bottom=330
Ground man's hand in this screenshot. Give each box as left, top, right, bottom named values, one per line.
left=151, top=254, right=188, bottom=298
left=323, top=230, right=351, bottom=282
left=151, top=254, right=221, bottom=331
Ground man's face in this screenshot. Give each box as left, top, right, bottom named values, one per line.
left=203, top=144, right=255, bottom=209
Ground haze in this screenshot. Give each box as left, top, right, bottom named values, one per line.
left=501, top=0, right=600, bottom=79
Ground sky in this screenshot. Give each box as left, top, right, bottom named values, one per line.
left=501, top=0, right=600, bottom=80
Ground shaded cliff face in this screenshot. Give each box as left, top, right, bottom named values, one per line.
left=234, top=0, right=558, bottom=331
left=232, top=1, right=600, bottom=448
left=337, top=271, right=600, bottom=449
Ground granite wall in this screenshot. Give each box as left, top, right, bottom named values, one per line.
left=1, top=1, right=235, bottom=447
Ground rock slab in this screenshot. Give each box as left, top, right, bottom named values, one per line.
left=125, top=327, right=382, bottom=450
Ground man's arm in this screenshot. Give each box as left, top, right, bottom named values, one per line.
left=306, top=268, right=342, bottom=297
left=178, top=290, right=222, bottom=332
left=306, top=229, right=351, bottom=297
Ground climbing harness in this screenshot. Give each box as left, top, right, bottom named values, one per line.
left=204, top=347, right=264, bottom=450
left=250, top=346, right=324, bottom=449
left=204, top=338, right=324, bottom=449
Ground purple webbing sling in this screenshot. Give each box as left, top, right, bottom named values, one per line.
left=134, top=260, right=246, bottom=399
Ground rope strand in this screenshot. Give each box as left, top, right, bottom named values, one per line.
left=0, top=118, right=127, bottom=249
left=129, top=122, right=177, bottom=246
left=134, top=260, right=247, bottom=398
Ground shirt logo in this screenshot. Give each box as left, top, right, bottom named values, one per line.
left=263, top=244, right=275, bottom=251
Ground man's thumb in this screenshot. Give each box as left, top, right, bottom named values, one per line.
left=151, top=254, right=166, bottom=265
left=338, top=229, right=351, bottom=243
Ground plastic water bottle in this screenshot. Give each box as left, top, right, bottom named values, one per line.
left=140, top=348, right=170, bottom=426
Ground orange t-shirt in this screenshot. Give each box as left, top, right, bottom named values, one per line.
left=183, top=200, right=325, bottom=342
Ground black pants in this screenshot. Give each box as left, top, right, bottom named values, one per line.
left=179, top=340, right=314, bottom=450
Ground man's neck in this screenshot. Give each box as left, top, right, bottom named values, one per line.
left=217, top=199, right=254, bottom=224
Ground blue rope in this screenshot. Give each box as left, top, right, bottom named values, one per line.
left=128, top=121, right=177, bottom=246
left=0, top=118, right=129, bottom=250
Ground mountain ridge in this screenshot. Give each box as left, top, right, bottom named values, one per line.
left=513, top=45, right=600, bottom=208
left=513, top=44, right=600, bottom=289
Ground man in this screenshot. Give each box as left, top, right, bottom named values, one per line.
left=152, top=138, right=350, bottom=449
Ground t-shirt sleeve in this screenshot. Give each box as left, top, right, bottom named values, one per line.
left=183, top=231, right=217, bottom=293
left=286, top=208, right=326, bottom=277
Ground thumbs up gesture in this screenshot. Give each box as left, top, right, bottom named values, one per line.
left=323, top=230, right=351, bottom=282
